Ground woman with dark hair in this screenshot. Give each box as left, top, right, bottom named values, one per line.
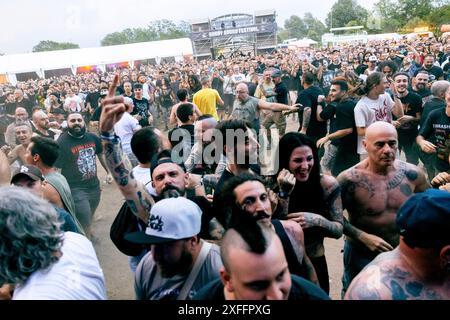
left=188, top=74, right=202, bottom=97
left=277, top=132, right=344, bottom=294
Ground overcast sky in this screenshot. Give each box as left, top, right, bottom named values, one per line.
left=1, top=0, right=377, bottom=54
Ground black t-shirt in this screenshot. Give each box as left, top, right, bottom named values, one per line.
left=211, top=77, right=224, bottom=97
left=396, top=91, right=422, bottom=136
left=132, top=97, right=150, bottom=126
left=247, top=82, right=257, bottom=97
left=91, top=106, right=102, bottom=122
left=421, top=97, right=445, bottom=127
left=54, top=132, right=102, bottom=188
left=168, top=124, right=195, bottom=155
left=328, top=62, right=341, bottom=73
left=334, top=99, right=357, bottom=152
left=410, top=86, right=432, bottom=105
left=85, top=91, right=101, bottom=110
left=355, top=63, right=368, bottom=76
left=418, top=108, right=450, bottom=172
left=14, top=98, right=33, bottom=115
left=33, top=127, right=56, bottom=140
left=275, top=81, right=289, bottom=105
left=296, top=86, right=326, bottom=141
left=192, top=276, right=330, bottom=300
left=5, top=102, right=16, bottom=116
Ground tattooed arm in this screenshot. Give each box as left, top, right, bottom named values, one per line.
left=282, top=220, right=319, bottom=285
left=286, top=176, right=343, bottom=239
left=100, top=74, right=154, bottom=223
left=300, top=107, right=311, bottom=134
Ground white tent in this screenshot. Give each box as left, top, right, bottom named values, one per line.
left=0, top=38, right=193, bottom=80
left=287, top=38, right=318, bottom=48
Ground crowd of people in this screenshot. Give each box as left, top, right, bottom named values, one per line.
left=0, top=33, right=449, bottom=301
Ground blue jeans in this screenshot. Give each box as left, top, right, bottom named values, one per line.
left=341, top=240, right=378, bottom=298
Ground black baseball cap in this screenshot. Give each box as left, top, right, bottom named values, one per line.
left=11, top=165, right=44, bottom=184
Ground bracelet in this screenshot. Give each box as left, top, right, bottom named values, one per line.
left=100, top=130, right=115, bottom=137
left=194, top=177, right=204, bottom=189
left=100, top=134, right=120, bottom=144
left=278, top=190, right=290, bottom=199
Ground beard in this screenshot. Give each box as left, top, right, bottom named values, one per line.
left=416, top=83, right=426, bottom=91
left=161, top=185, right=184, bottom=199
left=158, top=249, right=193, bottom=278
left=68, top=125, right=86, bottom=137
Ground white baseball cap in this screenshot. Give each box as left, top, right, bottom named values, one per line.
left=125, top=197, right=202, bottom=244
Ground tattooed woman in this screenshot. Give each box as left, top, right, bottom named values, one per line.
left=278, top=132, right=344, bottom=294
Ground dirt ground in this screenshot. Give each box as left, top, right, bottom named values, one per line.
left=91, top=116, right=344, bottom=300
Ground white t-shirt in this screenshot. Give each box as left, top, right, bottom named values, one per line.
left=354, top=93, right=394, bottom=154
left=132, top=165, right=157, bottom=196
left=64, top=95, right=83, bottom=112
left=13, top=232, right=107, bottom=300
left=114, top=112, right=140, bottom=154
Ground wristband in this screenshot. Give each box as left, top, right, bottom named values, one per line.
left=100, top=134, right=120, bottom=144
left=100, top=130, right=115, bottom=137
left=278, top=190, right=290, bottom=199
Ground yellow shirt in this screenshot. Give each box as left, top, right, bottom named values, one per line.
left=193, top=88, right=220, bottom=120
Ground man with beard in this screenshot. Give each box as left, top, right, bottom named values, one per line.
left=418, top=54, right=444, bottom=82
left=219, top=173, right=319, bottom=284
left=212, top=119, right=260, bottom=227
left=410, top=70, right=432, bottom=104
left=391, top=72, right=422, bottom=165
left=127, top=197, right=222, bottom=300
left=54, top=112, right=112, bottom=239
left=32, top=110, right=56, bottom=139
left=337, top=121, right=429, bottom=297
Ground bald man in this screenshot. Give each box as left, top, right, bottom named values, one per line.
left=230, top=83, right=299, bottom=136
left=337, top=121, right=430, bottom=296
left=32, top=110, right=56, bottom=139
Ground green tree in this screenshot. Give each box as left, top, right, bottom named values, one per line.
left=373, top=0, right=446, bottom=33
left=32, top=40, right=79, bottom=52
left=284, top=15, right=307, bottom=39
left=277, top=27, right=290, bottom=43
left=325, top=0, right=368, bottom=29
left=283, top=13, right=327, bottom=42
left=303, top=13, right=327, bottom=41
left=101, top=19, right=189, bottom=46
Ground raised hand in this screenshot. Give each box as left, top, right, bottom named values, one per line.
left=99, top=74, right=132, bottom=133
left=277, top=168, right=296, bottom=194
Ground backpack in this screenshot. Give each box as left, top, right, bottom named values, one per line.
left=110, top=201, right=147, bottom=256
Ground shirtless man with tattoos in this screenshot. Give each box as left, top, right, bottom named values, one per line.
left=345, top=189, right=450, bottom=300
left=337, top=121, right=430, bottom=296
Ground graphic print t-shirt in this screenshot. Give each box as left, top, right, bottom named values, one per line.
left=55, top=132, right=102, bottom=188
